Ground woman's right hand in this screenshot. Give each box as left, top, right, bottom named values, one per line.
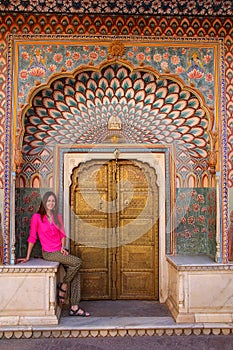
left=17, top=257, right=30, bottom=264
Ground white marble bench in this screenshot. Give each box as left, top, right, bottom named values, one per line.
left=0, top=258, right=62, bottom=326
left=166, top=255, right=233, bottom=323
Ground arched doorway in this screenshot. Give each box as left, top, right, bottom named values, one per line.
left=70, top=158, right=159, bottom=300
left=13, top=49, right=218, bottom=266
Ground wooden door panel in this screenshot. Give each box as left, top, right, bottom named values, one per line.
left=121, top=246, right=155, bottom=269
left=119, top=219, right=156, bottom=245
left=121, top=272, right=155, bottom=298
left=81, top=271, right=110, bottom=299
left=70, top=161, right=112, bottom=299
left=117, top=160, right=159, bottom=300
left=74, top=217, right=109, bottom=247
left=77, top=246, right=110, bottom=299
left=75, top=191, right=108, bottom=216
left=70, top=158, right=159, bottom=300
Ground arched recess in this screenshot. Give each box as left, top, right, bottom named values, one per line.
left=13, top=57, right=218, bottom=263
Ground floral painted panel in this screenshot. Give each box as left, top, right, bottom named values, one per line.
left=176, top=188, right=216, bottom=257
left=17, top=42, right=215, bottom=110
left=15, top=188, right=51, bottom=259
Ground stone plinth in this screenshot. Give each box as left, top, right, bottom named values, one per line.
left=0, top=259, right=62, bottom=326
left=166, top=255, right=233, bottom=323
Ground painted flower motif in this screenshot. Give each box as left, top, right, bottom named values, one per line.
left=31, top=191, right=40, bottom=198
left=197, top=194, right=205, bottom=203
left=187, top=69, right=204, bottom=79
left=21, top=51, right=29, bottom=60
left=193, top=227, right=200, bottom=233
left=145, top=47, right=151, bottom=53
left=205, top=73, right=213, bottom=82
left=193, top=203, right=200, bottom=211
left=89, top=51, right=98, bottom=61
left=187, top=1, right=196, bottom=10
left=176, top=66, right=185, bottom=74
left=146, top=56, right=151, bottom=62
left=205, top=0, right=213, bottom=8
left=179, top=192, right=186, bottom=200
left=72, top=52, right=81, bottom=60
left=190, top=190, right=197, bottom=197
left=28, top=205, right=35, bottom=213
left=203, top=54, right=211, bottom=63
left=209, top=217, right=215, bottom=225
left=83, top=46, right=89, bottom=52
left=22, top=217, right=30, bottom=225
left=171, top=55, right=180, bottom=65
left=29, top=67, right=46, bottom=77
left=127, top=51, right=134, bottom=58
left=187, top=216, right=195, bottom=224
left=49, top=64, right=57, bottom=72
left=143, top=0, right=152, bottom=6
left=184, top=229, right=191, bottom=238
left=136, top=52, right=145, bottom=61
left=153, top=53, right=162, bottom=62
left=23, top=195, right=31, bottom=204
left=53, top=53, right=63, bottom=63
left=161, top=61, right=168, bottom=70
left=66, top=50, right=71, bottom=57
left=198, top=215, right=205, bottom=224
left=180, top=217, right=186, bottom=224
left=222, top=0, right=232, bottom=11
left=99, top=50, right=106, bottom=58
left=20, top=70, right=28, bottom=80
left=177, top=206, right=183, bottom=214
left=201, top=207, right=208, bottom=213
left=163, top=53, right=169, bottom=60
left=65, top=59, right=74, bottom=68
left=19, top=91, right=25, bottom=98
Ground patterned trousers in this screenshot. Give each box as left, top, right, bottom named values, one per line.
left=42, top=250, right=82, bottom=306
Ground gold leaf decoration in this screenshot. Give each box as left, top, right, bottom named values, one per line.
left=108, top=41, right=125, bottom=58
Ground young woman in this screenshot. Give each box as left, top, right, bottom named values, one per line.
left=19, top=191, right=90, bottom=317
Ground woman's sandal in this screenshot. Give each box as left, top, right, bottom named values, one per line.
left=57, top=282, right=67, bottom=304
left=69, top=306, right=90, bottom=317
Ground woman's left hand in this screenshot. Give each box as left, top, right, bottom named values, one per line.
left=61, top=247, right=69, bottom=256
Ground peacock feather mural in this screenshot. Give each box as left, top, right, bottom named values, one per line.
left=21, top=62, right=211, bottom=187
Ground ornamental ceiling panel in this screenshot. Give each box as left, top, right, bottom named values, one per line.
left=0, top=0, right=232, bottom=16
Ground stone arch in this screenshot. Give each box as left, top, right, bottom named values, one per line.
left=15, top=58, right=215, bottom=187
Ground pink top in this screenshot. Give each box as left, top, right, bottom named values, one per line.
left=28, top=213, right=66, bottom=252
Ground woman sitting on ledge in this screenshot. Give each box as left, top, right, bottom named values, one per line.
left=18, top=191, right=90, bottom=317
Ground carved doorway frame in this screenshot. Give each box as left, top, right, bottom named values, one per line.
left=54, top=144, right=175, bottom=302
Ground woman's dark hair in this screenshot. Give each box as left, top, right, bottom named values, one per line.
left=37, top=191, right=61, bottom=228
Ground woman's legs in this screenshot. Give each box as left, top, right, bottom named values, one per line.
left=42, top=251, right=84, bottom=308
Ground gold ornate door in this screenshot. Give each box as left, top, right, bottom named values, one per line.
left=70, top=158, right=159, bottom=300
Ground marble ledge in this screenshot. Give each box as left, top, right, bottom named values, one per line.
left=0, top=258, right=60, bottom=273
left=166, top=255, right=233, bottom=271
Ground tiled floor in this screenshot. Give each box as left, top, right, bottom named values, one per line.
left=62, top=300, right=173, bottom=318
